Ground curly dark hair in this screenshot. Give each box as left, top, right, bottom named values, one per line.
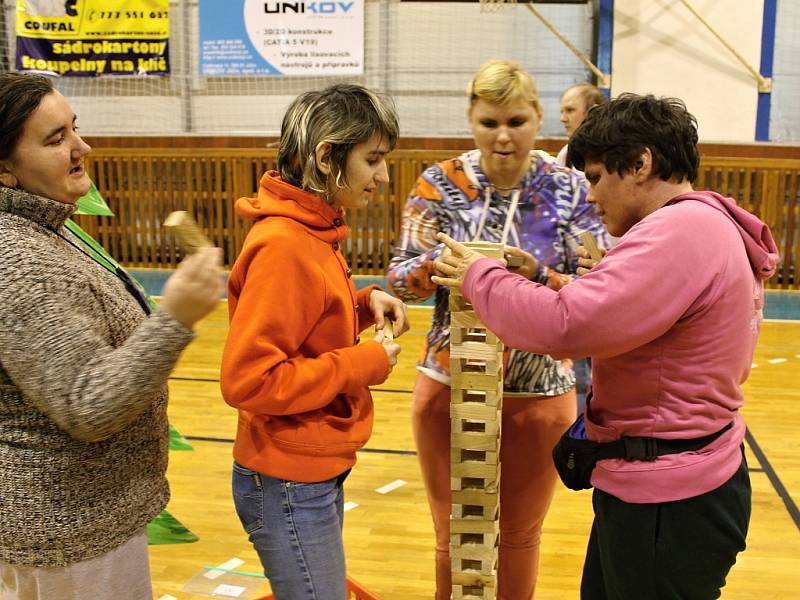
left=0, top=73, right=54, bottom=161
left=567, top=93, right=700, bottom=183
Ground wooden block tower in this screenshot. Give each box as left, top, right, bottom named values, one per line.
left=448, top=241, right=505, bottom=600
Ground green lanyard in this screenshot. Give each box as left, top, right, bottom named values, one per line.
left=63, top=220, right=157, bottom=313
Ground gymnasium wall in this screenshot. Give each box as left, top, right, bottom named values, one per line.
left=612, top=0, right=764, bottom=143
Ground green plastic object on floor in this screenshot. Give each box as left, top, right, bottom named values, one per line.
left=147, top=510, right=199, bottom=545
left=169, top=423, right=194, bottom=451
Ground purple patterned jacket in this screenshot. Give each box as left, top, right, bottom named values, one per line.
left=387, top=149, right=610, bottom=395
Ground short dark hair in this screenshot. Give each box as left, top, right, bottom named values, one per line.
left=0, top=73, right=54, bottom=161
left=567, top=93, right=700, bottom=183
left=278, top=83, right=399, bottom=195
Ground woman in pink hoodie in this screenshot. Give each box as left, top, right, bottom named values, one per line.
left=433, top=93, right=779, bottom=600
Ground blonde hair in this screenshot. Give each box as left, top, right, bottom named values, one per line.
left=278, top=84, right=399, bottom=196
left=467, top=59, right=542, bottom=116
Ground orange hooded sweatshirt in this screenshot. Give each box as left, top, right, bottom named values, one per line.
left=221, top=171, right=390, bottom=482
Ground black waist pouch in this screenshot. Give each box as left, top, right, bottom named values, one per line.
left=552, top=414, right=733, bottom=491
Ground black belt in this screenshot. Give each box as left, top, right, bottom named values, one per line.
left=594, top=422, right=733, bottom=462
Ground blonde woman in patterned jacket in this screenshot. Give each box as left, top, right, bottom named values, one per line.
left=387, top=59, right=609, bottom=599
left=0, top=73, right=223, bottom=599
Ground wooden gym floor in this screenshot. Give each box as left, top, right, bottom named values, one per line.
left=151, top=303, right=800, bottom=599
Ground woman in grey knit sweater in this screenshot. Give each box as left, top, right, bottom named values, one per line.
left=0, top=73, right=223, bottom=599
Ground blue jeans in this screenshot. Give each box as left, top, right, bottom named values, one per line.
left=232, top=462, right=347, bottom=600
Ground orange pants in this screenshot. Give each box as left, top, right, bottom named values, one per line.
left=412, top=373, right=576, bottom=600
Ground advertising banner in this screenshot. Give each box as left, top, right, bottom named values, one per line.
left=199, top=0, right=363, bottom=76
left=15, top=0, right=170, bottom=77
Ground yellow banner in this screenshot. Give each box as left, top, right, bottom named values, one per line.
left=17, top=0, right=168, bottom=39
left=16, top=0, right=170, bottom=76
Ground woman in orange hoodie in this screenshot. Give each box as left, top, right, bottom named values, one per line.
left=221, top=84, right=407, bottom=599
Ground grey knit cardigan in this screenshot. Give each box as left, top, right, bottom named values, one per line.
left=0, top=187, right=194, bottom=567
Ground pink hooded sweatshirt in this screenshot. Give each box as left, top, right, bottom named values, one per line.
left=462, top=191, right=779, bottom=503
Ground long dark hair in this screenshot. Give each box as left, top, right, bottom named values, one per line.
left=0, top=73, right=54, bottom=161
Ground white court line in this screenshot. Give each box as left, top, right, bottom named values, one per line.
left=751, top=363, right=759, bottom=368
left=767, top=358, right=788, bottom=364
left=204, top=557, right=245, bottom=580
left=344, top=501, right=359, bottom=512
left=212, top=584, right=246, bottom=598
left=764, top=318, right=800, bottom=324
left=375, top=479, right=407, bottom=494
left=157, top=596, right=177, bottom=600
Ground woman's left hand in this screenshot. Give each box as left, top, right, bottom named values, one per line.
left=431, top=233, right=499, bottom=290
left=369, top=290, right=410, bottom=338
left=503, top=245, right=538, bottom=280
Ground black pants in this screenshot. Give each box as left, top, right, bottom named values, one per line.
left=581, top=453, right=751, bottom=600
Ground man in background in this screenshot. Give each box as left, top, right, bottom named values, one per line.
left=557, top=83, right=606, bottom=167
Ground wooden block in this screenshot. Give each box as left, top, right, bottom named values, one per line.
left=450, top=341, right=502, bottom=362
left=452, top=584, right=496, bottom=600
left=380, top=324, right=393, bottom=347
left=449, top=292, right=472, bottom=313
left=579, top=230, right=604, bottom=263
left=164, top=211, right=212, bottom=254
left=452, top=372, right=503, bottom=392
left=451, top=447, right=498, bottom=466
left=450, top=310, right=483, bottom=329
left=451, top=553, right=496, bottom=576
left=450, top=328, right=498, bottom=345
left=452, top=572, right=496, bottom=587
left=451, top=388, right=501, bottom=407
left=452, top=503, right=498, bottom=520
left=450, top=356, right=496, bottom=378
left=451, top=543, right=497, bottom=563
left=504, top=253, right=524, bottom=267
left=452, top=461, right=499, bottom=480
left=451, top=356, right=502, bottom=378
left=452, top=488, right=500, bottom=507
left=451, top=530, right=497, bottom=547
left=451, top=418, right=500, bottom=438
left=451, top=431, right=498, bottom=452
left=451, top=518, right=499, bottom=535
left=451, top=474, right=499, bottom=494
left=451, top=403, right=500, bottom=422
left=462, top=241, right=505, bottom=259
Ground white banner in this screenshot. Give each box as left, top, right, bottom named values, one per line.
left=199, top=0, right=363, bottom=76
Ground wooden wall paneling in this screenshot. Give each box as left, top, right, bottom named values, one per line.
left=144, top=157, right=157, bottom=267
left=165, top=157, right=178, bottom=266
left=213, top=157, right=224, bottom=251
left=115, top=156, right=129, bottom=263
left=67, top=150, right=800, bottom=289
left=782, top=170, right=798, bottom=287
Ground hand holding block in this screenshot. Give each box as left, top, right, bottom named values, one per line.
left=504, top=254, right=524, bottom=268
left=164, top=211, right=212, bottom=254
left=381, top=324, right=394, bottom=346
left=579, top=231, right=604, bottom=263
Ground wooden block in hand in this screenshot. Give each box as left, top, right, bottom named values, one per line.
left=381, top=324, right=394, bottom=346
left=504, top=254, right=524, bottom=268
left=164, top=211, right=212, bottom=254
left=579, top=231, right=603, bottom=263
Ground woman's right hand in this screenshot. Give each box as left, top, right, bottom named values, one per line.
left=161, top=247, right=224, bottom=329
left=374, top=329, right=402, bottom=374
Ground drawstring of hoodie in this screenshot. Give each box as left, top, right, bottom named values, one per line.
left=472, top=186, right=520, bottom=247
